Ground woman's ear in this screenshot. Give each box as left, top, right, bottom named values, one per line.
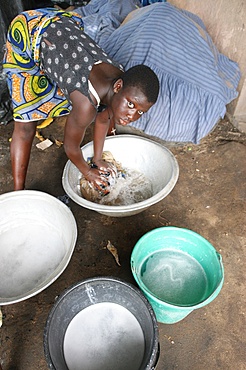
left=113, top=79, right=123, bottom=93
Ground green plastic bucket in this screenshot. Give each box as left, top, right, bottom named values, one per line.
left=131, top=227, right=224, bottom=324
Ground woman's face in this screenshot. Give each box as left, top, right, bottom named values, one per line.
left=110, top=80, right=153, bottom=126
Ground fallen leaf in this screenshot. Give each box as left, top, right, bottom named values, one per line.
left=54, top=138, right=63, bottom=147
left=35, top=131, right=46, bottom=142
left=106, top=240, right=121, bottom=266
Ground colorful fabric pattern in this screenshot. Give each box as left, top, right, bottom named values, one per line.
left=3, top=8, right=84, bottom=121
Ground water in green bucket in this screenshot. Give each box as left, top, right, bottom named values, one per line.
left=141, top=250, right=209, bottom=306
left=131, top=227, right=224, bottom=324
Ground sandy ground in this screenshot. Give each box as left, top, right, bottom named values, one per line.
left=0, top=117, right=245, bottom=370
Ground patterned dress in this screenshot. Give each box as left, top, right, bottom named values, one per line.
left=3, top=8, right=123, bottom=122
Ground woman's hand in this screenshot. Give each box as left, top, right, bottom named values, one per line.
left=83, top=166, right=112, bottom=195
left=92, top=159, right=117, bottom=177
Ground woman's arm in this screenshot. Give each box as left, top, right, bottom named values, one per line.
left=63, top=91, right=96, bottom=176
left=92, top=108, right=110, bottom=164
left=64, top=91, right=111, bottom=189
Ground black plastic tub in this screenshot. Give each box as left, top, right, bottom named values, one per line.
left=44, top=276, right=159, bottom=370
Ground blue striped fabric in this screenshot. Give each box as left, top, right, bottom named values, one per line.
left=96, top=2, right=241, bottom=143
left=75, top=0, right=141, bottom=44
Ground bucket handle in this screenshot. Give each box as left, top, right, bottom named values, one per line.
left=216, top=251, right=223, bottom=266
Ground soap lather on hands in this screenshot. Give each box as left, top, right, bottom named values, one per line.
left=88, top=159, right=117, bottom=196
left=80, top=151, right=122, bottom=200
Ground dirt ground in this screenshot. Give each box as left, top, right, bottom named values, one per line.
left=0, top=117, right=245, bottom=370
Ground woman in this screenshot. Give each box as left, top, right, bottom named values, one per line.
left=3, top=8, right=159, bottom=191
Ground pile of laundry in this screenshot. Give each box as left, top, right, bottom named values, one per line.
left=77, top=0, right=241, bottom=144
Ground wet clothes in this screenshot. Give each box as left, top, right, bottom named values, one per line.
left=3, top=8, right=123, bottom=121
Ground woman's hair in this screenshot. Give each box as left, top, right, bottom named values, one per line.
left=121, top=65, right=159, bottom=104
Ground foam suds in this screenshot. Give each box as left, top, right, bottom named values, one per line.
left=97, top=168, right=153, bottom=206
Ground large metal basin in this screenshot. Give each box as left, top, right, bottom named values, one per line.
left=62, top=135, right=179, bottom=217
left=0, top=190, right=77, bottom=305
